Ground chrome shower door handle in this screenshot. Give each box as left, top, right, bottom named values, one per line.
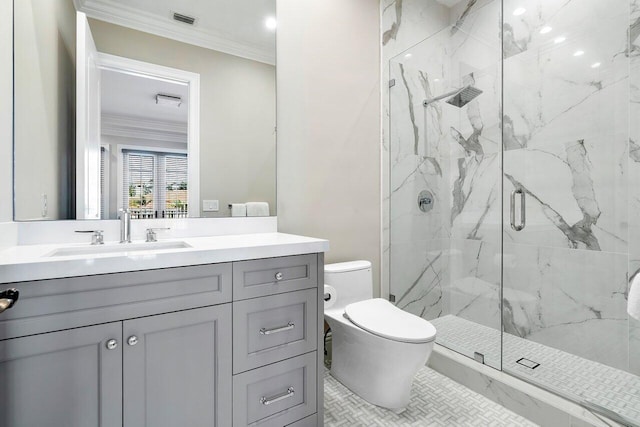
left=510, top=189, right=526, bottom=231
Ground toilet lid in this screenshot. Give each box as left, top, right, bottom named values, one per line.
left=344, top=298, right=437, bottom=344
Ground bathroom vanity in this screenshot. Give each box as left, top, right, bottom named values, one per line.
left=0, top=233, right=327, bottom=427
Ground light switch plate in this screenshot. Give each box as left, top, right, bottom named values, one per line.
left=202, top=200, right=219, bottom=212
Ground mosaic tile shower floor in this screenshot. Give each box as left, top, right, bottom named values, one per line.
left=431, top=315, right=640, bottom=425
left=324, top=366, right=538, bottom=426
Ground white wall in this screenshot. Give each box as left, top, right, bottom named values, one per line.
left=13, top=0, right=76, bottom=220
left=0, top=0, right=13, bottom=229
left=0, top=0, right=12, bottom=224
left=89, top=19, right=277, bottom=218
left=276, top=0, right=382, bottom=294
left=0, top=1, right=18, bottom=248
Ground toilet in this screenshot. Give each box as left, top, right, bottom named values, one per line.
left=324, top=260, right=437, bottom=411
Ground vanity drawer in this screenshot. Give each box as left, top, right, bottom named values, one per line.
left=233, top=352, right=317, bottom=427
left=233, top=289, right=317, bottom=373
left=0, top=263, right=232, bottom=340
left=233, top=254, right=317, bottom=300
left=286, top=414, right=317, bottom=427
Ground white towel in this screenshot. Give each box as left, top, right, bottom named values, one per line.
left=246, top=202, right=269, bottom=217
left=629, top=273, right=640, bottom=321
left=230, top=203, right=247, bottom=217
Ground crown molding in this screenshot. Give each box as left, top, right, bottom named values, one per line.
left=77, top=0, right=275, bottom=65
left=102, top=114, right=187, bottom=144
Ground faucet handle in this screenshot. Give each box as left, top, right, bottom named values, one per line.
left=146, top=227, right=170, bottom=243
left=75, top=230, right=104, bottom=245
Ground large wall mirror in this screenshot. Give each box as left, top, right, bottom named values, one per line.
left=13, top=0, right=276, bottom=221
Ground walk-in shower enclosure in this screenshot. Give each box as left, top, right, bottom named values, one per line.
left=384, top=0, right=640, bottom=424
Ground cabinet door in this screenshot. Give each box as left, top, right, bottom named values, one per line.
left=123, top=305, right=232, bottom=427
left=0, top=322, right=122, bottom=427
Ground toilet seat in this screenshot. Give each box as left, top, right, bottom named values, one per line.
left=344, top=298, right=437, bottom=344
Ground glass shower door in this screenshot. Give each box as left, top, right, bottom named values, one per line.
left=501, top=0, right=640, bottom=423
left=388, top=0, right=503, bottom=369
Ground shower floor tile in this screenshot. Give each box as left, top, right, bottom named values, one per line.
left=324, top=366, right=538, bottom=426
left=430, top=315, right=640, bottom=425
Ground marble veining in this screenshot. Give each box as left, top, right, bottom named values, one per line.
left=382, top=0, right=402, bottom=46
left=504, top=140, right=604, bottom=251
left=385, top=1, right=638, bottom=420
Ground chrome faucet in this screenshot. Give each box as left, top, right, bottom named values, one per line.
left=146, top=227, right=170, bottom=242
left=119, top=208, right=132, bottom=243
left=75, top=230, right=104, bottom=245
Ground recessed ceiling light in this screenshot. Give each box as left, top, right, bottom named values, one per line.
left=573, top=50, right=585, bottom=57
left=513, top=7, right=526, bottom=16
left=265, top=16, right=277, bottom=30
left=404, top=53, right=412, bottom=58
left=554, top=36, right=566, bottom=44
left=591, top=62, right=601, bottom=68
left=539, top=26, right=552, bottom=34
left=434, top=78, right=440, bottom=82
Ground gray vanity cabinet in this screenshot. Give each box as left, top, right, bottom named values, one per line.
left=123, top=305, right=232, bottom=427
left=0, top=253, right=324, bottom=427
left=0, top=322, right=123, bottom=427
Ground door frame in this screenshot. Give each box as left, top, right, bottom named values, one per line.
left=96, top=53, right=201, bottom=218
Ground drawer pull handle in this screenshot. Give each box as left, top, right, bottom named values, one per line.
left=0, top=289, right=19, bottom=314
left=260, top=322, right=295, bottom=335
left=275, top=272, right=284, bottom=281
left=260, top=387, right=295, bottom=406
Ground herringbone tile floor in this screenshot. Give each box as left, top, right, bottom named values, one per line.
left=324, top=367, right=538, bottom=426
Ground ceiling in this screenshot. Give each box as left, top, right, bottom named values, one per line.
left=101, top=68, right=188, bottom=124
left=75, top=0, right=276, bottom=64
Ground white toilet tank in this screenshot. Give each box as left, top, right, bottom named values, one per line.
left=325, top=260, right=372, bottom=310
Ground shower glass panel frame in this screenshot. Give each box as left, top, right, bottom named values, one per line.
left=388, top=0, right=503, bottom=371
left=387, top=0, right=640, bottom=424
left=501, top=0, right=638, bottom=424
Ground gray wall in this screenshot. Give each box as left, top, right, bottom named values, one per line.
left=276, top=0, right=382, bottom=294
left=0, top=0, right=12, bottom=223
left=13, top=0, right=76, bottom=220
left=79, top=19, right=276, bottom=218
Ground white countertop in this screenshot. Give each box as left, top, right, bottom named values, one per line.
left=0, top=232, right=329, bottom=283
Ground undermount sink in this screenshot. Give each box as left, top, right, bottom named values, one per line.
left=47, top=241, right=192, bottom=257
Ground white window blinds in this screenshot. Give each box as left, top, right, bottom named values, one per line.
left=122, top=150, right=187, bottom=219
left=163, top=155, right=189, bottom=218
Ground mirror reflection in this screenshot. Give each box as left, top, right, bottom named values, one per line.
left=101, top=69, right=190, bottom=220
left=13, top=0, right=276, bottom=220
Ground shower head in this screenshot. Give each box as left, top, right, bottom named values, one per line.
left=422, top=85, right=483, bottom=108
left=446, top=85, right=483, bottom=107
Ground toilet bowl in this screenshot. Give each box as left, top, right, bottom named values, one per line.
left=324, top=261, right=436, bottom=411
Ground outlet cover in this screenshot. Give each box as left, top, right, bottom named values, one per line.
left=203, top=200, right=219, bottom=212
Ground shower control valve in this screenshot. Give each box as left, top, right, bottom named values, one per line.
left=418, top=190, right=435, bottom=213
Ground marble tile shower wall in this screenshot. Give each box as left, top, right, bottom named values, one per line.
left=502, top=0, right=632, bottom=372
left=386, top=0, right=504, bottom=362
left=384, top=0, right=640, bottom=375
left=628, top=0, right=640, bottom=376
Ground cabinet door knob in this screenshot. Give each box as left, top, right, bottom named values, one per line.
left=127, top=335, right=138, bottom=346
left=275, top=272, right=284, bottom=281
left=106, top=339, right=118, bottom=350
